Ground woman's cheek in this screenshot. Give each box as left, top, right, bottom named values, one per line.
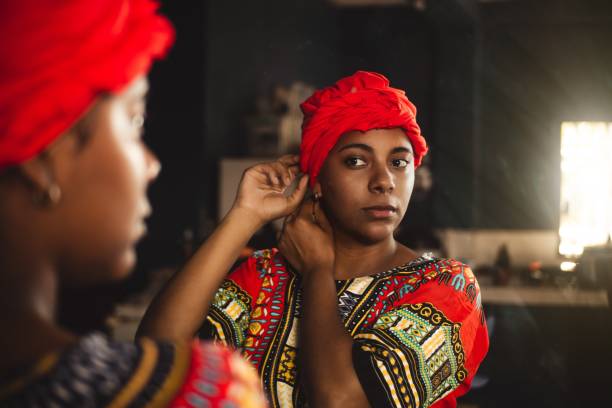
left=126, top=142, right=148, bottom=185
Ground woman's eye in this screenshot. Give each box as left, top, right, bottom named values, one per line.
left=391, top=158, right=409, bottom=168
left=346, top=157, right=367, bottom=167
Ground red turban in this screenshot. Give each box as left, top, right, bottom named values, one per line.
left=0, top=0, right=174, bottom=170
left=300, top=71, right=428, bottom=187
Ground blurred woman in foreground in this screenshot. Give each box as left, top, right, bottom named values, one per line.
left=0, top=1, right=266, bottom=406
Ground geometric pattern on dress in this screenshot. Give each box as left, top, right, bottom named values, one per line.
left=0, top=334, right=206, bottom=407
left=277, top=345, right=298, bottom=386
left=337, top=290, right=361, bottom=322
left=0, top=334, right=141, bottom=407
left=203, top=250, right=484, bottom=408
left=354, top=302, right=466, bottom=408
left=208, top=279, right=252, bottom=347
left=0, top=333, right=268, bottom=408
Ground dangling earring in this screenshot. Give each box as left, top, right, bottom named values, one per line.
left=311, top=192, right=321, bottom=225
left=35, top=184, right=62, bottom=207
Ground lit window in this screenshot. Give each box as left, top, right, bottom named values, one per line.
left=559, top=122, right=612, bottom=257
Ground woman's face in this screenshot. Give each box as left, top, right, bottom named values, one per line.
left=49, top=76, right=159, bottom=285
left=316, top=128, right=415, bottom=244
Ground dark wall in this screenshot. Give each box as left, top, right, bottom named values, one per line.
left=476, top=0, right=612, bottom=229
left=137, top=1, right=206, bottom=270
left=140, top=0, right=612, bottom=268
left=202, top=0, right=341, bottom=228
left=429, top=22, right=480, bottom=229
left=202, top=0, right=437, bottom=235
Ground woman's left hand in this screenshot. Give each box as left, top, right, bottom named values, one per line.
left=278, top=198, right=335, bottom=276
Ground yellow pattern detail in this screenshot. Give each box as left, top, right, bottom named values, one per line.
left=249, top=322, right=262, bottom=335
left=144, top=341, right=191, bottom=408
left=0, top=352, right=59, bottom=399
left=277, top=347, right=297, bottom=385
left=107, top=338, right=158, bottom=408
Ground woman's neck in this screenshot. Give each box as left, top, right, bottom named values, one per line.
left=0, top=244, right=75, bottom=372
left=331, top=233, right=416, bottom=280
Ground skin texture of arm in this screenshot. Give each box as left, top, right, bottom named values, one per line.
left=138, top=155, right=308, bottom=342
left=137, top=206, right=263, bottom=341
left=279, top=205, right=370, bottom=407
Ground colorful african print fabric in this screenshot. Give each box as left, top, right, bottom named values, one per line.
left=201, top=249, right=489, bottom=408
left=0, top=333, right=267, bottom=408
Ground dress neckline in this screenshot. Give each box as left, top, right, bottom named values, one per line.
left=333, top=252, right=438, bottom=283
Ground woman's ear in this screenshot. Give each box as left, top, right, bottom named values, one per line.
left=16, top=119, right=90, bottom=207
left=17, top=152, right=62, bottom=206
left=19, top=154, right=53, bottom=190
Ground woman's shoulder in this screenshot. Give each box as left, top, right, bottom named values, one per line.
left=0, top=333, right=141, bottom=407
left=394, top=254, right=475, bottom=279
left=0, top=333, right=265, bottom=407
left=385, top=255, right=483, bottom=313
left=386, top=253, right=473, bottom=279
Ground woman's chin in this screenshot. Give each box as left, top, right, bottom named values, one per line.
left=110, top=248, right=137, bottom=280
left=356, top=225, right=396, bottom=244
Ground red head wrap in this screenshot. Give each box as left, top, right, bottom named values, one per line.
left=0, top=0, right=174, bottom=169
left=299, top=71, right=428, bottom=187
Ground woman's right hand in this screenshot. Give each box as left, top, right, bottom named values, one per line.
left=232, top=155, right=309, bottom=226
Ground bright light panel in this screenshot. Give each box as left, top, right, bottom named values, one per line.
left=559, top=122, right=612, bottom=257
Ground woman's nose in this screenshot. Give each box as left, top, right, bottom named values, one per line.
left=145, top=147, right=161, bottom=182
left=369, top=164, right=395, bottom=194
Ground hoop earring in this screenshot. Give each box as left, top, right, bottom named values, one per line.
left=311, top=192, right=321, bottom=225
left=35, top=184, right=62, bottom=207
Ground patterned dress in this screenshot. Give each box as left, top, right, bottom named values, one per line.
left=201, top=249, right=489, bottom=408
left=0, top=334, right=267, bottom=407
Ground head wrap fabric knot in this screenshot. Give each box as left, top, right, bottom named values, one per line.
left=299, top=70, right=428, bottom=187
left=0, top=0, right=174, bottom=169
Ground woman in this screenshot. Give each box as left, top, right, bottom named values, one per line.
left=140, top=71, right=489, bottom=407
left=0, top=1, right=266, bottom=406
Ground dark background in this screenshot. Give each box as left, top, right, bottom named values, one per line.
left=62, top=1, right=612, bottom=406
left=142, top=0, right=612, bottom=270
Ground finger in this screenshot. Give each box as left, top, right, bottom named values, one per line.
left=278, top=154, right=300, bottom=166
left=267, top=161, right=293, bottom=187
left=277, top=156, right=301, bottom=184
left=286, top=175, right=309, bottom=211
left=256, top=163, right=283, bottom=188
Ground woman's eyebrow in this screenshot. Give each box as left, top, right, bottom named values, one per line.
left=338, top=143, right=373, bottom=153
left=391, top=147, right=413, bottom=155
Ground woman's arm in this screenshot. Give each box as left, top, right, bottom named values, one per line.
left=279, top=206, right=370, bottom=407
left=300, top=269, right=370, bottom=407
left=138, top=155, right=308, bottom=342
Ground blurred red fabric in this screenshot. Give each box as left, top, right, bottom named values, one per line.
left=0, top=0, right=174, bottom=169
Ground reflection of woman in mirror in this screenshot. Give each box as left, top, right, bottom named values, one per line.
left=0, top=1, right=266, bottom=406
left=141, top=71, right=489, bottom=407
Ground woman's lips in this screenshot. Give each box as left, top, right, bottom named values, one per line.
left=362, top=205, right=397, bottom=219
